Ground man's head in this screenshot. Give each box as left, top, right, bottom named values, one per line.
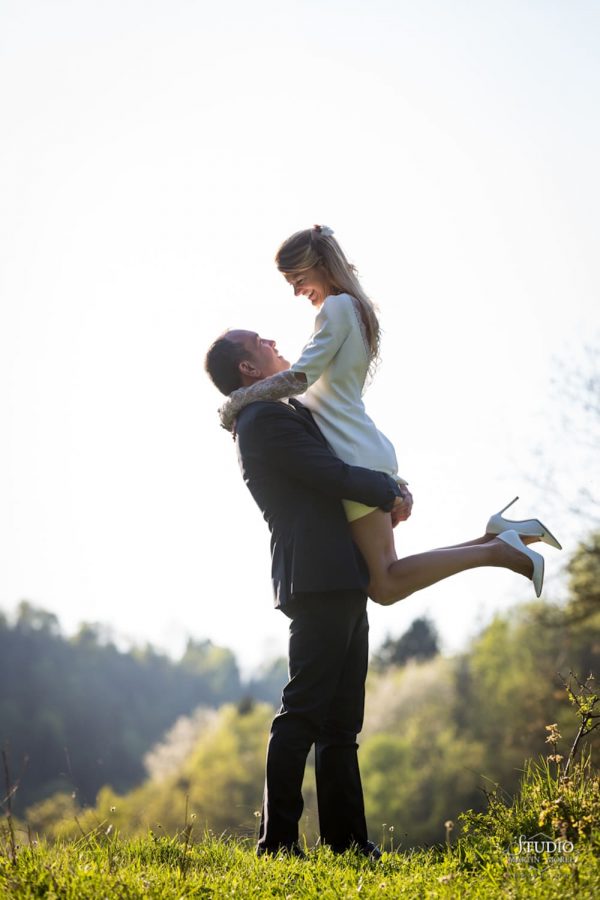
left=205, top=330, right=290, bottom=396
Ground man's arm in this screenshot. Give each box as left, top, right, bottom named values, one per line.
left=237, top=403, right=401, bottom=511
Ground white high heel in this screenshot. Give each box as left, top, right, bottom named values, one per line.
left=486, top=497, right=562, bottom=550
left=497, top=529, right=545, bottom=598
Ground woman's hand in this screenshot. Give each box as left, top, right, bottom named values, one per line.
left=391, top=487, right=413, bottom=527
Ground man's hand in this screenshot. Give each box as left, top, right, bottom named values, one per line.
left=391, top=487, right=413, bottom=527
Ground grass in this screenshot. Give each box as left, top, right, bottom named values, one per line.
left=2, top=753, right=600, bottom=898
left=3, top=681, right=599, bottom=897
left=0, top=828, right=599, bottom=899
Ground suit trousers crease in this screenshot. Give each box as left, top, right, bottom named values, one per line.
left=258, top=590, right=369, bottom=852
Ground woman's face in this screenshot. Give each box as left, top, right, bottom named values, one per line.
left=284, top=266, right=335, bottom=308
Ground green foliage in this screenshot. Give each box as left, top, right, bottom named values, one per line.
left=458, top=672, right=600, bottom=879
left=372, top=616, right=439, bottom=671
left=3, top=573, right=600, bottom=897
left=564, top=530, right=600, bottom=625
left=180, top=638, right=240, bottom=697
left=24, top=703, right=274, bottom=843
left=4, top=531, right=600, bottom=857
left=360, top=658, right=486, bottom=846
left=0, top=604, right=242, bottom=814
left=245, top=656, right=289, bottom=705
left=20, top=590, right=600, bottom=850
left=361, top=725, right=485, bottom=847
left=454, top=597, right=600, bottom=798
left=358, top=576, right=600, bottom=847
left=459, top=753, right=600, bottom=866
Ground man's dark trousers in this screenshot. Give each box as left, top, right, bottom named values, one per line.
left=257, top=589, right=370, bottom=853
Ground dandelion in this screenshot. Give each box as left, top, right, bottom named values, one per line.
left=110, top=806, right=116, bottom=812
left=253, top=809, right=262, bottom=842
left=444, top=820, right=454, bottom=848
left=386, top=824, right=395, bottom=851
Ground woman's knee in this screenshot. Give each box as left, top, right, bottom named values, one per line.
left=369, top=578, right=409, bottom=606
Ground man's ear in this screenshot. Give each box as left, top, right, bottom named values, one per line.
left=239, top=359, right=260, bottom=378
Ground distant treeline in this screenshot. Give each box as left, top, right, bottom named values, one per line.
left=22, top=524, right=600, bottom=846
left=0, top=603, right=285, bottom=813
left=3, top=529, right=600, bottom=844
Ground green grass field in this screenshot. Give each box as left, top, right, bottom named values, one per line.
left=3, top=699, right=599, bottom=898
left=1, top=829, right=599, bottom=899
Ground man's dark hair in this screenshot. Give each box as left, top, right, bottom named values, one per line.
left=205, top=335, right=248, bottom=396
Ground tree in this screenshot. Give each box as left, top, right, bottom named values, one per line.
left=0, top=606, right=246, bottom=813
left=245, top=657, right=288, bottom=706
left=15, top=601, right=60, bottom=635
left=372, top=617, right=439, bottom=671
left=181, top=638, right=241, bottom=697
left=563, top=530, right=600, bottom=625
left=26, top=703, right=274, bottom=842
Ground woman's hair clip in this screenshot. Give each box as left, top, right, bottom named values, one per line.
left=313, top=224, right=334, bottom=238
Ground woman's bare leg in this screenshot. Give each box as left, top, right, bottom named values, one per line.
left=350, top=510, right=535, bottom=606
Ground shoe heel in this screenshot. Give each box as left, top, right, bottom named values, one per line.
left=498, top=496, right=519, bottom=516
left=486, top=497, right=562, bottom=551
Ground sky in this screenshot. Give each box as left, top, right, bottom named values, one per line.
left=1, top=0, right=599, bottom=675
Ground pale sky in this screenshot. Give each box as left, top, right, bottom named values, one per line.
left=1, top=0, right=599, bottom=674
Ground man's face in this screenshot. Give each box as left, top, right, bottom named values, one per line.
left=227, top=330, right=290, bottom=381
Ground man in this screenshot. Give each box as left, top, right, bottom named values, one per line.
left=205, top=329, right=409, bottom=857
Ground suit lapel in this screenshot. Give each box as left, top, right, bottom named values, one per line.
left=288, top=398, right=311, bottom=420
left=288, top=399, right=327, bottom=445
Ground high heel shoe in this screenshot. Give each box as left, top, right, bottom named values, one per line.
left=497, top=529, right=545, bottom=597
left=486, top=497, right=562, bottom=550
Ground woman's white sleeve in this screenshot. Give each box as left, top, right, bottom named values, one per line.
left=291, top=295, right=353, bottom=388
left=218, top=370, right=304, bottom=431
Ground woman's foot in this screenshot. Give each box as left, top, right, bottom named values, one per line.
left=494, top=530, right=545, bottom=597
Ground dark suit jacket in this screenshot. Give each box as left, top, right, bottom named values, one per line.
left=235, top=398, right=401, bottom=611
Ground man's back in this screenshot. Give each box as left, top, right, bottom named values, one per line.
left=235, top=398, right=399, bottom=610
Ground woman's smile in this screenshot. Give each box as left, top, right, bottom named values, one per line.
left=284, top=266, right=335, bottom=308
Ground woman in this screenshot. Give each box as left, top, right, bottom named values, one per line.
left=219, top=225, right=560, bottom=603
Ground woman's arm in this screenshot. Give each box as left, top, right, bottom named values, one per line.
left=289, top=293, right=355, bottom=387
left=238, top=402, right=401, bottom=511
left=219, top=370, right=307, bottom=431
left=218, top=295, right=354, bottom=431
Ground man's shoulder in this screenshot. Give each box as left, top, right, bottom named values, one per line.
left=235, top=399, right=319, bottom=446
left=236, top=399, right=298, bottom=431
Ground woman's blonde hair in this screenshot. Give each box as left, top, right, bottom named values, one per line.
left=275, top=226, right=380, bottom=370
